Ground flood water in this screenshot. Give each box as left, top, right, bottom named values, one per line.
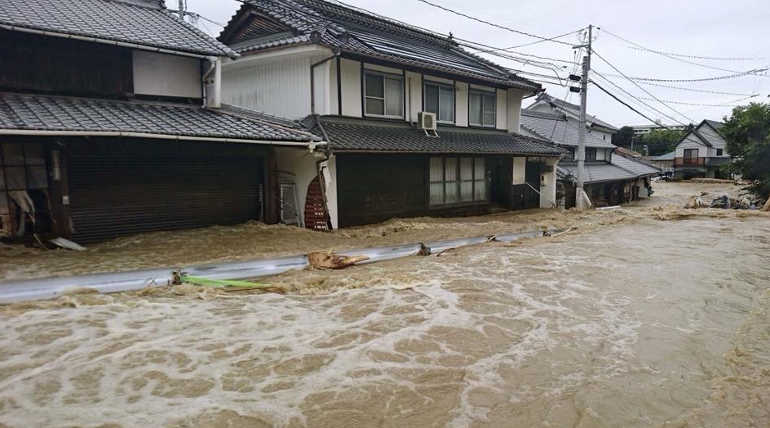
left=1, top=214, right=769, bottom=427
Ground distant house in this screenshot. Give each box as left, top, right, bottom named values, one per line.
left=521, top=106, right=659, bottom=208
left=673, top=120, right=731, bottom=179
left=0, top=0, right=323, bottom=242
left=647, top=151, right=676, bottom=176
left=218, top=0, right=563, bottom=229
left=527, top=93, right=619, bottom=142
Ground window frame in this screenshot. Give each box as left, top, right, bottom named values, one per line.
left=585, top=147, right=597, bottom=162
left=468, top=89, right=497, bottom=128
left=716, top=148, right=724, bottom=156
left=362, top=69, right=405, bottom=119
left=423, top=80, right=455, bottom=124
left=429, top=156, right=488, bottom=207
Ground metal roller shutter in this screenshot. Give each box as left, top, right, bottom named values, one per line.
left=68, top=140, right=264, bottom=243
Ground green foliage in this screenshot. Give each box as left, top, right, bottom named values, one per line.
left=640, top=128, right=686, bottom=156
left=612, top=126, right=635, bottom=148
left=721, top=103, right=770, bottom=199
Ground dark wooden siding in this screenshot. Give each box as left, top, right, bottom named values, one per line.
left=0, top=30, right=133, bottom=97
left=336, top=154, right=517, bottom=227
left=66, top=139, right=267, bottom=243
left=337, top=154, right=427, bottom=227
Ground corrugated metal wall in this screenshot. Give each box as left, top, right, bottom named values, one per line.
left=67, top=139, right=266, bottom=243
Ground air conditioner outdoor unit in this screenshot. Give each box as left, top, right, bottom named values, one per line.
left=418, top=111, right=437, bottom=131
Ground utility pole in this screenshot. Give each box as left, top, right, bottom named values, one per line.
left=575, top=24, right=592, bottom=210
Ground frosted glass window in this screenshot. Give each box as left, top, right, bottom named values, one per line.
left=474, top=158, right=487, bottom=201
left=469, top=91, right=496, bottom=127
left=364, top=71, right=403, bottom=118
left=469, top=93, right=482, bottom=126
left=424, top=81, right=455, bottom=123
left=384, top=77, right=403, bottom=117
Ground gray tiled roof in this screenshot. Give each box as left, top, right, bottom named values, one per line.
left=520, top=111, right=616, bottom=148
left=611, top=153, right=660, bottom=176
left=313, top=116, right=563, bottom=156
left=220, top=0, right=539, bottom=90
left=557, top=153, right=660, bottom=184
left=533, top=94, right=618, bottom=131
left=0, top=0, right=237, bottom=57
left=0, top=92, right=321, bottom=142
left=557, top=162, right=638, bottom=184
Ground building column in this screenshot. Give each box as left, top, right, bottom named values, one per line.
left=540, top=157, right=559, bottom=209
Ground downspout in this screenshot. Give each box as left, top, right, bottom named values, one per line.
left=201, top=56, right=220, bottom=108
left=313, top=117, right=334, bottom=229
left=310, top=50, right=340, bottom=115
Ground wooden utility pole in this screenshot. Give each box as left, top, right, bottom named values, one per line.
left=576, top=24, right=592, bottom=210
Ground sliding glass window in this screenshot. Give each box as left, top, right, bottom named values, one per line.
left=424, top=81, right=455, bottom=123
left=364, top=71, right=404, bottom=118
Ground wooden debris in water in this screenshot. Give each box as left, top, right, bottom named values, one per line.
left=308, top=251, right=369, bottom=269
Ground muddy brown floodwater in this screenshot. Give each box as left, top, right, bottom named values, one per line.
left=1, top=182, right=770, bottom=427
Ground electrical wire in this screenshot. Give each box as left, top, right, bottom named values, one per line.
left=599, top=27, right=768, bottom=75
left=592, top=70, right=688, bottom=126
left=474, top=28, right=585, bottom=52
left=621, top=80, right=758, bottom=97
left=415, top=0, right=575, bottom=47
left=635, top=95, right=758, bottom=107
left=594, top=69, right=768, bottom=83
left=627, top=46, right=765, bottom=62
left=592, top=49, right=693, bottom=123
left=590, top=79, right=667, bottom=128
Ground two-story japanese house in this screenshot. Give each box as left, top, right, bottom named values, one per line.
left=672, top=120, right=730, bottom=179
left=218, top=0, right=564, bottom=229
left=521, top=95, right=659, bottom=208
left=0, top=0, right=324, bottom=243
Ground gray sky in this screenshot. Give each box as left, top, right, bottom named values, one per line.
left=169, top=0, right=770, bottom=127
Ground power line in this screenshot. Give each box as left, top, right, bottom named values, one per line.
left=592, top=70, right=688, bottom=126
left=478, top=28, right=585, bottom=52
left=415, top=0, right=575, bottom=47
left=627, top=46, right=765, bottom=62
left=592, top=48, right=693, bottom=124
left=599, top=28, right=768, bottom=75
left=635, top=94, right=759, bottom=107
left=621, top=80, right=758, bottom=97
left=595, top=69, right=768, bottom=83
left=590, top=79, right=669, bottom=128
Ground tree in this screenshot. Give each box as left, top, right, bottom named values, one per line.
left=612, top=126, right=635, bottom=148
left=640, top=128, right=686, bottom=156
left=721, top=103, right=770, bottom=200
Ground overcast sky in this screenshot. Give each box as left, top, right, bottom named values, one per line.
left=169, top=0, right=770, bottom=127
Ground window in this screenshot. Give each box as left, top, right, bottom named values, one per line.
left=684, top=148, right=698, bottom=165
left=424, top=81, right=455, bottom=123
left=469, top=90, right=496, bottom=127
left=586, top=148, right=597, bottom=161
left=429, top=157, right=487, bottom=206
left=364, top=71, right=403, bottom=118
left=717, top=149, right=724, bottom=156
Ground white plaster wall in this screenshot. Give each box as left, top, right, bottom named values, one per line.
left=222, top=54, right=314, bottom=120
left=507, top=89, right=523, bottom=133
left=455, top=82, right=469, bottom=127
left=540, top=158, right=559, bottom=208
left=676, top=134, right=708, bottom=158
left=340, top=58, right=362, bottom=117
left=406, top=71, right=421, bottom=123
left=322, top=155, right=339, bottom=230
left=132, top=50, right=201, bottom=98
left=496, top=89, right=507, bottom=131
left=275, top=147, right=320, bottom=227
left=698, top=123, right=728, bottom=154
left=512, top=157, right=526, bottom=185
left=329, top=59, right=339, bottom=115
left=312, top=59, right=333, bottom=115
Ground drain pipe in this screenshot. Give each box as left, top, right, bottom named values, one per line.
left=310, top=49, right=340, bottom=115
left=202, top=56, right=220, bottom=108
